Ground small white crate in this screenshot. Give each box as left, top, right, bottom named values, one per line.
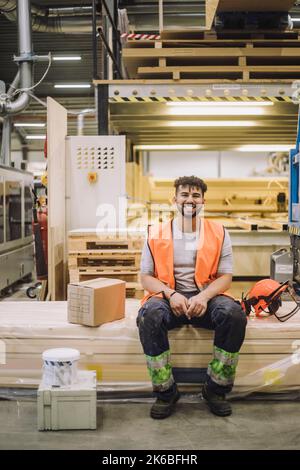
left=38, top=371, right=97, bottom=431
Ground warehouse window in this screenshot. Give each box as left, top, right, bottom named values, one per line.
left=24, top=185, right=32, bottom=237
left=5, top=180, right=22, bottom=241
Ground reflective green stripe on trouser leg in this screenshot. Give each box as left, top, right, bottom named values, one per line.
left=145, top=350, right=174, bottom=392
left=207, top=346, right=239, bottom=387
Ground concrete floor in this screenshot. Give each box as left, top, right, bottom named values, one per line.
left=0, top=398, right=299, bottom=450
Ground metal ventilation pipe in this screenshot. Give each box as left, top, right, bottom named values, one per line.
left=0, top=1, right=93, bottom=17
left=0, top=0, right=33, bottom=166
left=0, top=0, right=33, bottom=116
left=0, top=71, right=20, bottom=165
left=30, top=15, right=94, bottom=34
left=77, top=109, right=95, bottom=136
left=0, top=0, right=97, bottom=33
left=0, top=0, right=41, bottom=20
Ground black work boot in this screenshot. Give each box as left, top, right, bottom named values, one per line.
left=202, top=383, right=232, bottom=417
left=150, top=386, right=180, bottom=419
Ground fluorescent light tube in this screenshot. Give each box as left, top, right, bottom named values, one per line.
left=14, top=123, right=45, bottom=127
left=238, top=145, right=292, bottom=152
left=134, top=145, right=203, bottom=150
left=168, top=121, right=256, bottom=127
left=25, top=135, right=46, bottom=140
left=53, top=56, right=82, bottom=61
left=166, top=101, right=274, bottom=107
left=54, top=84, right=91, bottom=88
left=168, top=107, right=265, bottom=116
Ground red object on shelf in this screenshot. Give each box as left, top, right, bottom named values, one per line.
left=44, top=136, right=47, bottom=159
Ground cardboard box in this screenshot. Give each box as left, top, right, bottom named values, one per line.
left=67, top=278, right=125, bottom=327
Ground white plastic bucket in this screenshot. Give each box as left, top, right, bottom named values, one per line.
left=42, top=348, right=80, bottom=387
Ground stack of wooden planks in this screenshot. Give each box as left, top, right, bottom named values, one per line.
left=68, top=230, right=145, bottom=299
left=122, top=29, right=300, bottom=81
left=0, top=300, right=299, bottom=396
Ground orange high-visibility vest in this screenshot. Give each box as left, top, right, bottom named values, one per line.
left=141, top=218, right=226, bottom=305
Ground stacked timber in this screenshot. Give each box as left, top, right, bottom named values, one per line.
left=0, top=300, right=299, bottom=396
left=122, top=29, right=300, bottom=81
left=68, top=230, right=145, bottom=299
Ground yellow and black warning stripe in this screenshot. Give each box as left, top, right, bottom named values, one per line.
left=109, top=96, right=293, bottom=103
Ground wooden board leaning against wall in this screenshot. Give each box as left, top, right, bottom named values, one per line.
left=47, top=97, right=68, bottom=301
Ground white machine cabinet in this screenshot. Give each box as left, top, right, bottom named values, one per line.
left=66, top=136, right=126, bottom=231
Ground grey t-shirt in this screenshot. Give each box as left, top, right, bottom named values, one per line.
left=140, top=219, right=233, bottom=294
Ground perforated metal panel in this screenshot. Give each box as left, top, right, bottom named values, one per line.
left=75, top=145, right=116, bottom=171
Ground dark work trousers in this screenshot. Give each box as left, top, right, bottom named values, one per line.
left=137, top=291, right=247, bottom=400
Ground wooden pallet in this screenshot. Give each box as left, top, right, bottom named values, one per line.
left=137, top=65, right=300, bottom=81
left=125, top=38, right=300, bottom=49
left=231, top=218, right=288, bottom=232
left=68, top=250, right=142, bottom=271
left=69, top=270, right=142, bottom=299
left=68, top=231, right=144, bottom=296
left=68, top=233, right=144, bottom=252
left=69, top=267, right=139, bottom=276
left=160, top=29, right=300, bottom=41
left=69, top=269, right=140, bottom=285
left=123, top=46, right=300, bottom=80
left=125, top=282, right=144, bottom=300
left=123, top=26, right=300, bottom=81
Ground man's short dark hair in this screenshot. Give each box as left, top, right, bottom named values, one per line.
left=174, top=176, right=207, bottom=195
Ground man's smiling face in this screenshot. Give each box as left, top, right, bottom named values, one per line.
left=173, top=184, right=205, bottom=218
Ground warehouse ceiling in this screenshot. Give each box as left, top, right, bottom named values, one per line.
left=1, top=1, right=300, bottom=151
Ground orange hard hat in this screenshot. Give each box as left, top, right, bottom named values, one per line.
left=241, top=279, right=300, bottom=321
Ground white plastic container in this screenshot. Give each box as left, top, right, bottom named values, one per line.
left=38, top=370, right=97, bottom=431
left=42, top=348, right=80, bottom=387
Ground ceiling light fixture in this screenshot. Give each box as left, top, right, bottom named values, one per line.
left=237, top=145, right=293, bottom=152
left=168, top=106, right=266, bottom=116
left=54, top=84, right=91, bottom=88
left=25, top=135, right=46, bottom=140
left=14, top=123, right=45, bottom=127
left=168, top=121, right=256, bottom=127
left=166, top=101, right=274, bottom=107
left=53, top=56, right=82, bottom=61
left=134, top=145, right=203, bottom=150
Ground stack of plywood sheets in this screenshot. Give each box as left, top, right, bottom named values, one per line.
left=0, top=300, right=299, bottom=396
